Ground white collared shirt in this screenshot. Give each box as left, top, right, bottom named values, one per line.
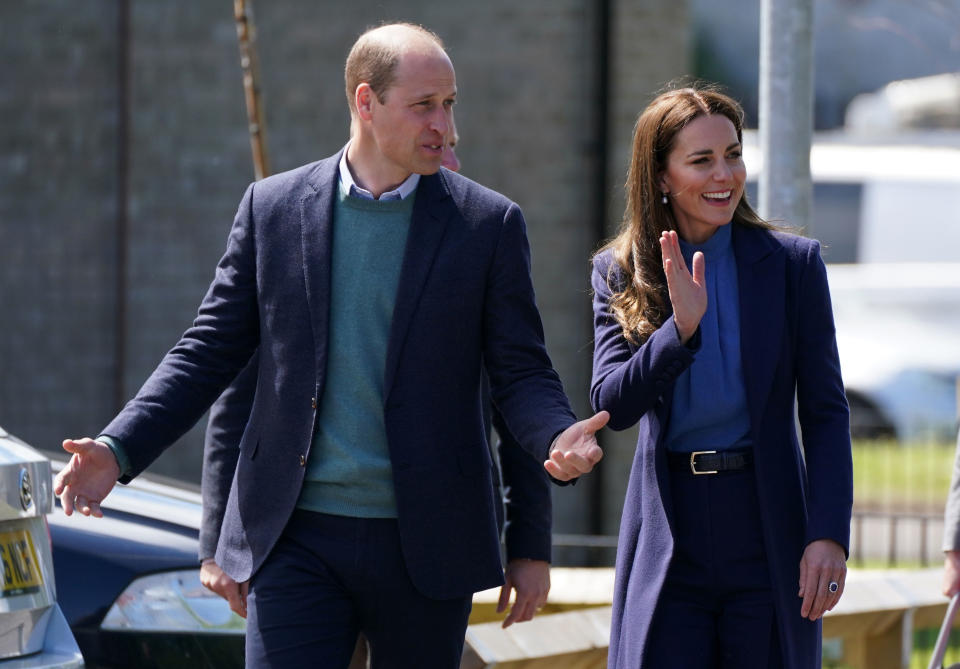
left=338, top=145, right=420, bottom=201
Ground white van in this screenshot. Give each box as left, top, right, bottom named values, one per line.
left=742, top=131, right=960, bottom=264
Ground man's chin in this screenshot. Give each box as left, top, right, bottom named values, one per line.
left=413, top=157, right=444, bottom=176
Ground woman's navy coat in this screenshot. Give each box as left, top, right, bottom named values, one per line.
left=591, top=224, right=853, bottom=669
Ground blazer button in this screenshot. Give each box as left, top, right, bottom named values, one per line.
left=299, top=454, right=306, bottom=467
left=311, top=397, right=317, bottom=409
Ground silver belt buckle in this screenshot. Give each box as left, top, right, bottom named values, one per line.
left=690, top=450, right=718, bottom=475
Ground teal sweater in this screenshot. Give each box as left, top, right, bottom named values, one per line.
left=296, top=181, right=414, bottom=517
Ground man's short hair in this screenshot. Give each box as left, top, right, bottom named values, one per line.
left=344, top=22, right=445, bottom=118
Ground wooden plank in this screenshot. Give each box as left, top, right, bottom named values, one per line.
left=462, top=567, right=956, bottom=668
left=464, top=607, right=611, bottom=667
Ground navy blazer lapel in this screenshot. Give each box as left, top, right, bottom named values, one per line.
left=383, top=172, right=453, bottom=397
left=300, top=153, right=340, bottom=392
left=734, top=224, right=786, bottom=436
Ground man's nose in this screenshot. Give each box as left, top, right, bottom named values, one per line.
left=430, top=107, right=451, bottom=134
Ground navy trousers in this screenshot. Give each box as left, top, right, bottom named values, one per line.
left=245, top=509, right=473, bottom=669
left=643, top=465, right=783, bottom=668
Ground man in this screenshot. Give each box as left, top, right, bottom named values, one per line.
left=55, top=23, right=606, bottom=667
left=943, top=428, right=960, bottom=596
left=199, top=135, right=554, bottom=631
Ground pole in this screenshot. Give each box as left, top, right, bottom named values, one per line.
left=113, top=0, right=130, bottom=411
left=758, top=0, right=814, bottom=228
left=234, top=0, right=270, bottom=180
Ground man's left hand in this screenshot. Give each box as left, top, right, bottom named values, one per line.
left=200, top=559, right=248, bottom=618
left=543, top=411, right=609, bottom=481
left=498, top=559, right=550, bottom=628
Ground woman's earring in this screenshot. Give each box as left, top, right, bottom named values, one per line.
left=661, top=193, right=668, bottom=205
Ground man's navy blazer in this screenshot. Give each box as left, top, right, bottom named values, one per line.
left=103, top=150, right=576, bottom=599
left=200, top=357, right=555, bottom=569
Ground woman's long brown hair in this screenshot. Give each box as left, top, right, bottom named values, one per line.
left=597, top=84, right=776, bottom=345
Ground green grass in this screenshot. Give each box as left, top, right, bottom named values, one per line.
left=835, top=439, right=958, bottom=667
left=852, top=439, right=956, bottom=512
left=911, top=627, right=960, bottom=669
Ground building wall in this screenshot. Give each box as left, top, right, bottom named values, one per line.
left=0, top=3, right=121, bottom=456
left=1, top=1, right=689, bottom=543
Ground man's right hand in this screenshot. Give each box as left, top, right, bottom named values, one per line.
left=54, top=438, right=121, bottom=517
left=200, top=559, right=249, bottom=618
left=543, top=411, right=608, bottom=482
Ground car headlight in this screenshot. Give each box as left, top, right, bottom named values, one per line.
left=101, top=569, right=246, bottom=634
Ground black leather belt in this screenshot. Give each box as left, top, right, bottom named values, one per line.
left=667, top=449, right=753, bottom=475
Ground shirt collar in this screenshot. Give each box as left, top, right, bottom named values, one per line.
left=338, top=146, right=420, bottom=201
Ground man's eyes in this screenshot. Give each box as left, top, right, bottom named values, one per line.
left=412, top=99, right=455, bottom=109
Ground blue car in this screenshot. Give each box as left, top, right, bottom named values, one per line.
left=45, top=456, right=245, bottom=668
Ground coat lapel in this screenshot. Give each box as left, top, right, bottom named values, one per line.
left=383, top=172, right=452, bottom=397
left=300, top=153, right=341, bottom=389
left=734, top=224, right=786, bottom=437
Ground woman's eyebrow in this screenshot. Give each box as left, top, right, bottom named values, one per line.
left=685, top=142, right=740, bottom=158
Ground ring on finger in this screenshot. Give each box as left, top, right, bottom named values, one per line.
left=828, top=581, right=839, bottom=593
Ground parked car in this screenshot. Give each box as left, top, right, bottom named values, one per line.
left=825, top=262, right=960, bottom=442
left=0, top=425, right=83, bottom=668
left=44, top=460, right=245, bottom=668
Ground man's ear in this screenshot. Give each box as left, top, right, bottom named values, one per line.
left=355, top=83, right=375, bottom=121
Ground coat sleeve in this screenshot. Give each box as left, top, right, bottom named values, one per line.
left=943, top=430, right=960, bottom=551
left=793, top=240, right=853, bottom=554
left=103, top=182, right=262, bottom=481
left=494, top=408, right=552, bottom=563
left=482, top=202, right=577, bottom=463
left=590, top=251, right=699, bottom=431
left=199, top=350, right=258, bottom=561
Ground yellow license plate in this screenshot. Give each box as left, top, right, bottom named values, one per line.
left=0, top=530, right=43, bottom=596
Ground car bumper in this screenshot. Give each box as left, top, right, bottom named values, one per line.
left=1, top=605, right=83, bottom=669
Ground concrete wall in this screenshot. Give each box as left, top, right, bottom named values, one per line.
left=1, top=1, right=689, bottom=547
left=1, top=2, right=121, bottom=458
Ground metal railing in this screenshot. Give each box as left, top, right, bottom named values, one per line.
left=553, top=508, right=947, bottom=570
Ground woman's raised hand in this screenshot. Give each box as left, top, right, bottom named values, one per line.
left=660, top=230, right=707, bottom=344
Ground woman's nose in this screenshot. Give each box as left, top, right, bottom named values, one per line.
left=713, top=161, right=733, bottom=181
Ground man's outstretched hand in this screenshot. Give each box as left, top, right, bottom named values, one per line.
left=543, top=411, right=608, bottom=481
left=54, top=438, right=120, bottom=517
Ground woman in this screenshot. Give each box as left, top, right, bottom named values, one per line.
left=591, top=85, right=852, bottom=668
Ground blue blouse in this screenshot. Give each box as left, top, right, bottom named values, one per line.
left=665, top=223, right=752, bottom=452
